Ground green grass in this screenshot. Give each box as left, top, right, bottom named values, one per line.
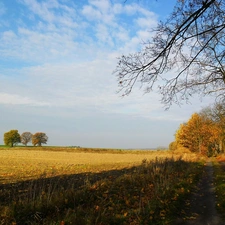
left=0, top=157, right=204, bottom=225
left=0, top=145, right=8, bottom=148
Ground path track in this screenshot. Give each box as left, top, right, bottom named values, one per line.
left=175, top=160, right=224, bottom=225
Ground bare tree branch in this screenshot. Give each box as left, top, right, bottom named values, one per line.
left=115, top=0, right=225, bottom=107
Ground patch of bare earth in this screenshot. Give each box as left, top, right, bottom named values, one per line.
left=175, top=160, right=224, bottom=225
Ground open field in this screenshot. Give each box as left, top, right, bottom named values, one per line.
left=0, top=147, right=198, bottom=184
left=0, top=147, right=208, bottom=224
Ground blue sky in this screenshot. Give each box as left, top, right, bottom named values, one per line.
left=0, top=0, right=213, bottom=148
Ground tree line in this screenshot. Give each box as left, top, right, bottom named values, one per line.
left=3, top=130, right=48, bottom=147
left=170, top=102, right=225, bottom=156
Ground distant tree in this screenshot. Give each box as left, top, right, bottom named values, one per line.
left=20, top=132, right=33, bottom=146
left=4, top=130, right=21, bottom=147
left=32, top=132, right=48, bottom=146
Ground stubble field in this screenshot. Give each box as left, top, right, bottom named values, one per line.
left=0, top=147, right=205, bottom=225
left=0, top=147, right=184, bottom=184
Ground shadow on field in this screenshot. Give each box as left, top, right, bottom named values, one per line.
left=0, top=166, right=137, bottom=205
left=0, top=158, right=210, bottom=225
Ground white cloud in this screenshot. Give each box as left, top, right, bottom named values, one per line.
left=0, top=55, right=167, bottom=120
left=0, top=0, right=159, bottom=64
left=123, top=4, right=138, bottom=15
left=135, top=16, right=157, bottom=29
left=82, top=5, right=102, bottom=21
left=112, top=3, right=123, bottom=14
left=20, top=0, right=77, bottom=26
left=0, top=93, right=50, bottom=106
left=82, top=0, right=115, bottom=24
left=0, top=59, right=196, bottom=123
left=89, top=0, right=111, bottom=13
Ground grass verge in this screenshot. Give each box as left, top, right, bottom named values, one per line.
left=213, top=159, right=225, bottom=220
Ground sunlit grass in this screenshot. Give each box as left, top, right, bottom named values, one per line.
left=0, top=147, right=197, bottom=184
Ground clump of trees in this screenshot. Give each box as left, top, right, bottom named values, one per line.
left=3, top=130, right=48, bottom=147
left=170, top=102, right=225, bottom=156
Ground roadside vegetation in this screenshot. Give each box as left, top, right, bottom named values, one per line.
left=170, top=102, right=225, bottom=157
left=0, top=147, right=205, bottom=225
left=213, top=155, right=225, bottom=220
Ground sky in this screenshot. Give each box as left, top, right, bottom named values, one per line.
left=0, top=0, right=214, bottom=149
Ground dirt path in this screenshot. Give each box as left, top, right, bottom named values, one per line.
left=175, top=161, right=224, bottom=225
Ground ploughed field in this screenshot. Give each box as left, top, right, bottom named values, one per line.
left=0, top=147, right=205, bottom=225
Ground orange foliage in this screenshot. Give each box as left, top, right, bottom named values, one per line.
left=175, top=113, right=219, bottom=155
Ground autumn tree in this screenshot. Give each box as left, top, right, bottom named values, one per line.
left=32, top=132, right=48, bottom=147
left=175, top=123, right=191, bottom=150
left=4, top=130, right=21, bottom=147
left=168, top=141, right=177, bottom=151
left=211, top=103, right=225, bottom=153
left=200, top=103, right=225, bottom=152
left=175, top=113, right=219, bottom=155
left=20, top=132, right=33, bottom=146
left=115, top=0, right=225, bottom=107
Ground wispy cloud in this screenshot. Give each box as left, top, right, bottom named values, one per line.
left=20, top=0, right=78, bottom=27
left=0, top=0, right=158, bottom=64
left=0, top=93, right=50, bottom=106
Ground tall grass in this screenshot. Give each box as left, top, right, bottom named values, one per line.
left=0, top=157, right=203, bottom=225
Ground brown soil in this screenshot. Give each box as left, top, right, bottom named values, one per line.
left=175, top=160, right=225, bottom=225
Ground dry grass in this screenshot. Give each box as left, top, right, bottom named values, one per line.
left=0, top=147, right=203, bottom=184
left=0, top=147, right=176, bottom=184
